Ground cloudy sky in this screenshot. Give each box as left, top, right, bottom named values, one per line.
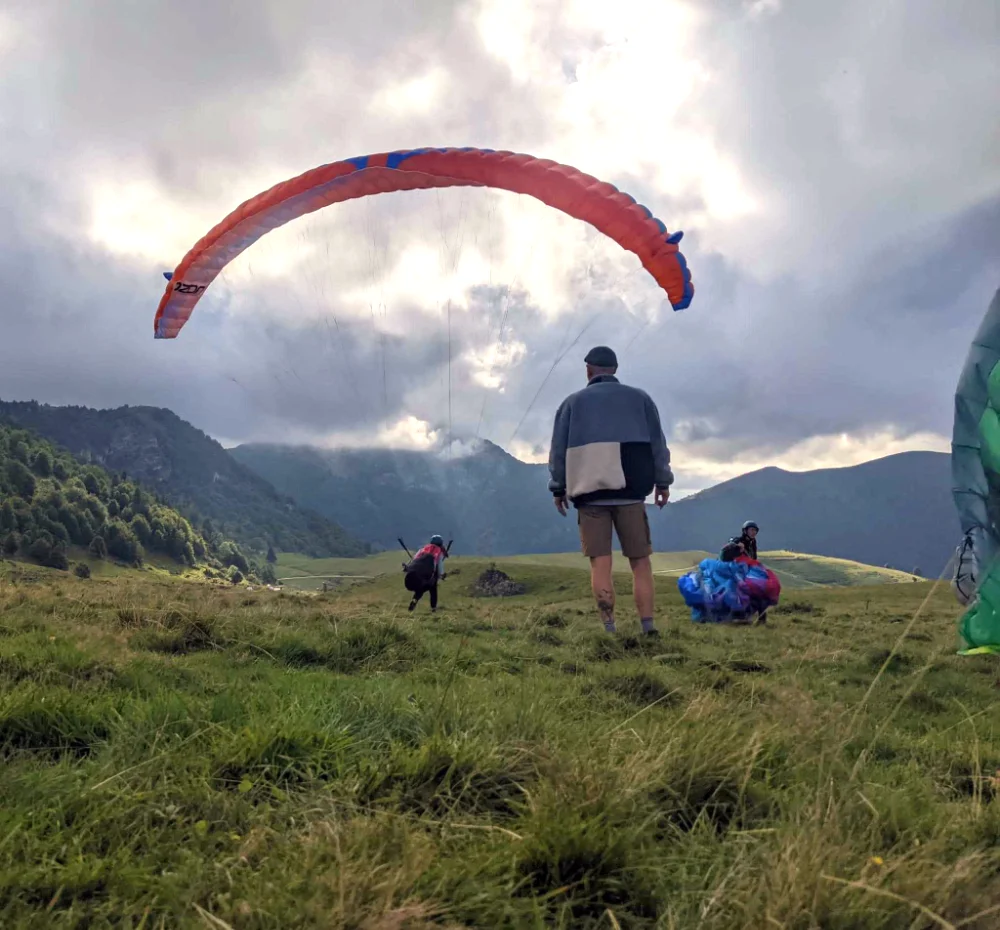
left=0, top=0, right=997, bottom=495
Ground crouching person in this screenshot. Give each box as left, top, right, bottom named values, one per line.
left=404, top=535, right=447, bottom=613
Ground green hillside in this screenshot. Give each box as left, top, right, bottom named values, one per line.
left=276, top=550, right=407, bottom=588
left=0, top=400, right=366, bottom=558
left=761, top=550, right=923, bottom=587
left=506, top=550, right=713, bottom=574
left=0, top=558, right=995, bottom=927
left=0, top=422, right=273, bottom=583
left=275, top=548, right=922, bottom=592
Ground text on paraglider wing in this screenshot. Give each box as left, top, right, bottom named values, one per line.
left=173, top=282, right=207, bottom=295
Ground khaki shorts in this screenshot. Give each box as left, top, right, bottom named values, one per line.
left=577, top=503, right=652, bottom=560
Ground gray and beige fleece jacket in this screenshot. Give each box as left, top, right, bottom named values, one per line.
left=547, top=374, right=673, bottom=507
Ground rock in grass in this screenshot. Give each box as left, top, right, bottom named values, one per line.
left=471, top=567, right=527, bottom=598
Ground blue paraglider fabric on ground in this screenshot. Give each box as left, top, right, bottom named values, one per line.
left=678, top=557, right=781, bottom=623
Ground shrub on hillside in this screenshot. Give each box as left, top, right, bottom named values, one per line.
left=89, top=535, right=108, bottom=560
left=47, top=544, right=70, bottom=571
left=31, top=449, right=52, bottom=477
left=103, top=519, right=143, bottom=564
left=0, top=423, right=271, bottom=582
left=218, top=541, right=250, bottom=574
left=6, top=460, right=35, bottom=499
left=0, top=499, right=15, bottom=533
left=28, top=536, right=53, bottom=565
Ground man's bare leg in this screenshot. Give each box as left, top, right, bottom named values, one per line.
left=630, top=555, right=658, bottom=635
left=590, top=555, right=616, bottom=632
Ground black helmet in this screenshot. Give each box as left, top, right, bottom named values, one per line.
left=430, top=535, right=445, bottom=547
left=742, top=521, right=759, bottom=532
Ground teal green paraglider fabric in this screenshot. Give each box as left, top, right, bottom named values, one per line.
left=952, top=288, right=1000, bottom=654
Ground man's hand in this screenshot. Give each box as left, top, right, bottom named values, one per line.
left=654, top=487, right=670, bottom=509
left=554, top=495, right=569, bottom=516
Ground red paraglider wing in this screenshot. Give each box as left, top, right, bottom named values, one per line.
left=154, top=147, right=694, bottom=339
left=736, top=556, right=782, bottom=603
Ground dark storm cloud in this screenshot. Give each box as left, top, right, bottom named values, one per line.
left=691, top=0, right=999, bottom=268
left=6, top=0, right=553, bottom=203
left=0, top=0, right=997, bottom=487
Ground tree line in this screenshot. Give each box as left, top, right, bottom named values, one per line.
left=0, top=424, right=276, bottom=584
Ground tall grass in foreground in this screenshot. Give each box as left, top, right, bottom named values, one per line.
left=0, top=559, right=997, bottom=928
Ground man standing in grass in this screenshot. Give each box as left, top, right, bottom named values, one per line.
left=548, top=346, right=672, bottom=636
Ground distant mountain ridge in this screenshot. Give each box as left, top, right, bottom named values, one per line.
left=232, top=441, right=958, bottom=574
left=0, top=398, right=954, bottom=572
left=229, top=440, right=580, bottom=556
left=0, top=400, right=365, bottom=557
left=646, top=451, right=956, bottom=575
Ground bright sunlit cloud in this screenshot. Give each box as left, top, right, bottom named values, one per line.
left=371, top=67, right=449, bottom=116
left=744, top=0, right=781, bottom=20
left=468, top=337, right=528, bottom=390
left=0, top=10, right=17, bottom=56
left=264, top=415, right=442, bottom=452
left=86, top=178, right=207, bottom=266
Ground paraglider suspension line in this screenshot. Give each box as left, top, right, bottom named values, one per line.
left=448, top=298, right=453, bottom=457
left=476, top=281, right=517, bottom=440
left=509, top=314, right=599, bottom=444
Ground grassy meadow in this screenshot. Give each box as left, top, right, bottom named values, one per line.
left=0, top=556, right=998, bottom=928
left=275, top=549, right=923, bottom=592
